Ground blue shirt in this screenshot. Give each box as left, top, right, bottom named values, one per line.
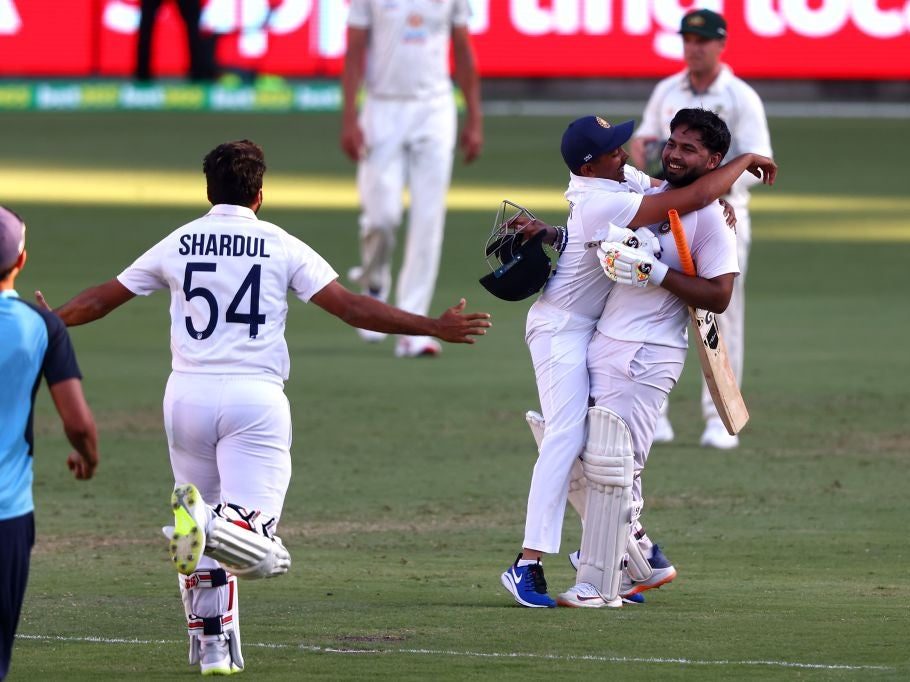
left=0, top=289, right=82, bottom=520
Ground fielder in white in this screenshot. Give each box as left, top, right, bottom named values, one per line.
left=629, top=8, right=773, bottom=449
left=341, top=0, right=483, bottom=358
left=44, top=140, right=491, bottom=676
left=498, top=115, right=776, bottom=608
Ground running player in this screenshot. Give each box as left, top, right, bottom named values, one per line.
left=42, top=140, right=491, bottom=674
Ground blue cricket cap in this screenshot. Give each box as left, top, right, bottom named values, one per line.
left=560, top=116, right=635, bottom=173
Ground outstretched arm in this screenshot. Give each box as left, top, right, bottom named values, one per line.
left=38, top=278, right=135, bottom=326
left=630, top=152, right=776, bottom=227
left=310, top=281, right=491, bottom=344
left=48, top=378, right=99, bottom=480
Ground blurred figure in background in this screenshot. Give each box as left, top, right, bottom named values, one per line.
left=629, top=8, right=772, bottom=449
left=135, top=0, right=214, bottom=82
left=340, top=0, right=483, bottom=358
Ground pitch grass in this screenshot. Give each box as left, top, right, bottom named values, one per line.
left=3, top=112, right=909, bottom=680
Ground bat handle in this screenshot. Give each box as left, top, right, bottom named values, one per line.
left=668, top=209, right=697, bottom=277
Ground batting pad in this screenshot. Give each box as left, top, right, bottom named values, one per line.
left=525, top=410, right=588, bottom=519
left=577, top=407, right=634, bottom=601
left=206, top=516, right=291, bottom=579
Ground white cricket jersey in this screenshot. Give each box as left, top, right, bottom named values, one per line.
left=633, top=65, right=772, bottom=209
left=117, top=204, right=338, bottom=380
left=597, top=186, right=738, bottom=348
left=347, top=0, right=470, bottom=99
left=538, top=166, right=650, bottom=319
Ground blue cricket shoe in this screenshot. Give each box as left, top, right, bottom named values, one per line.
left=500, top=554, right=556, bottom=608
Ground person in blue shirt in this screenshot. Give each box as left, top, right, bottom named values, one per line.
left=0, top=205, right=99, bottom=681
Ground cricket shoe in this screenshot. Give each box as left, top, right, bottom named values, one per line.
left=394, top=336, right=441, bottom=358
left=700, top=419, right=739, bottom=450
left=500, top=555, right=556, bottom=608
left=620, top=544, right=677, bottom=599
left=652, top=415, right=675, bottom=444
left=556, top=582, right=622, bottom=608
left=169, top=484, right=211, bottom=575
left=568, top=550, right=645, bottom=604
left=199, top=637, right=234, bottom=676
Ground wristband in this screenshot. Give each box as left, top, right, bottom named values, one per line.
left=649, top=259, right=669, bottom=286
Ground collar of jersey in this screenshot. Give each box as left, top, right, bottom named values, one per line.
left=0, top=289, right=19, bottom=298
left=566, top=173, right=629, bottom=193
left=682, top=63, right=733, bottom=94
left=207, top=204, right=258, bottom=220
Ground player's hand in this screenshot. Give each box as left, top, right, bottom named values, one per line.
left=340, top=117, right=365, bottom=162
left=67, top=450, right=98, bottom=480
left=598, top=242, right=654, bottom=288
left=434, top=298, right=492, bottom=344
left=592, top=226, right=661, bottom=257
left=35, top=290, right=52, bottom=311
left=460, top=120, right=483, bottom=164
left=746, top=154, right=777, bottom=185
left=718, top=199, right=737, bottom=229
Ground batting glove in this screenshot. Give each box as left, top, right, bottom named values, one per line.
left=598, top=241, right=668, bottom=287
left=591, top=225, right=662, bottom=256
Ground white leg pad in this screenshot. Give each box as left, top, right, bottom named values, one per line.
left=625, top=501, right=654, bottom=582
left=182, top=570, right=244, bottom=671
left=206, top=516, right=291, bottom=579
left=526, top=410, right=588, bottom=519
left=525, top=410, right=545, bottom=449
left=567, top=457, right=588, bottom=521
left=577, top=407, right=634, bottom=601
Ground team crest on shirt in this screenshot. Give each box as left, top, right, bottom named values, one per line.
left=403, top=12, right=428, bottom=42
left=657, top=219, right=671, bottom=235
left=567, top=200, right=575, bottom=219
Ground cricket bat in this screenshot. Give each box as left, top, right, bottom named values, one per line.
left=668, top=209, right=749, bottom=435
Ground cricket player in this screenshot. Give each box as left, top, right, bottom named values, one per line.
left=341, top=0, right=483, bottom=358
left=557, top=108, right=760, bottom=607
left=43, top=140, right=491, bottom=675
left=499, top=115, right=776, bottom=608
left=629, top=8, right=773, bottom=449
left=0, top=206, right=99, bottom=680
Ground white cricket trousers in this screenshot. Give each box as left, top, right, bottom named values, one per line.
left=588, top=334, right=686, bottom=505
left=164, top=372, right=293, bottom=619
left=355, top=91, right=457, bottom=316
left=164, top=372, right=293, bottom=520
left=522, top=300, right=599, bottom=554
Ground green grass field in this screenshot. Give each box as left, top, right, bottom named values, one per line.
left=2, top=110, right=909, bottom=680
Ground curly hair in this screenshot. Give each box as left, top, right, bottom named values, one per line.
left=203, top=140, right=267, bottom=206
left=669, top=108, right=732, bottom=159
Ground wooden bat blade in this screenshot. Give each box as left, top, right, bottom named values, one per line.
left=688, top=306, right=749, bottom=435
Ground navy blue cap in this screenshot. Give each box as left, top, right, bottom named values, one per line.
left=560, top=116, right=635, bottom=173
left=0, top=205, right=25, bottom=270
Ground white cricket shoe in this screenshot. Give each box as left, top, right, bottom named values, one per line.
left=199, top=637, right=233, bottom=676
left=394, top=336, right=441, bottom=358
left=556, top=582, right=622, bottom=608
left=700, top=419, right=739, bottom=450
left=652, top=415, right=674, bottom=444
left=170, top=484, right=211, bottom=575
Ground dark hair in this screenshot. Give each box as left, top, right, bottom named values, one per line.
left=203, top=140, right=266, bottom=206
left=668, top=108, right=731, bottom=159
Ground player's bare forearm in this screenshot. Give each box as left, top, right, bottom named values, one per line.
left=659, top=270, right=734, bottom=313
left=50, top=278, right=135, bottom=326
left=340, top=27, right=368, bottom=161
left=311, top=282, right=491, bottom=343
left=49, top=378, right=99, bottom=480
left=452, top=26, right=483, bottom=162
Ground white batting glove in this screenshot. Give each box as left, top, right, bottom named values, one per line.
left=591, top=225, right=661, bottom=256
left=598, top=241, right=668, bottom=287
